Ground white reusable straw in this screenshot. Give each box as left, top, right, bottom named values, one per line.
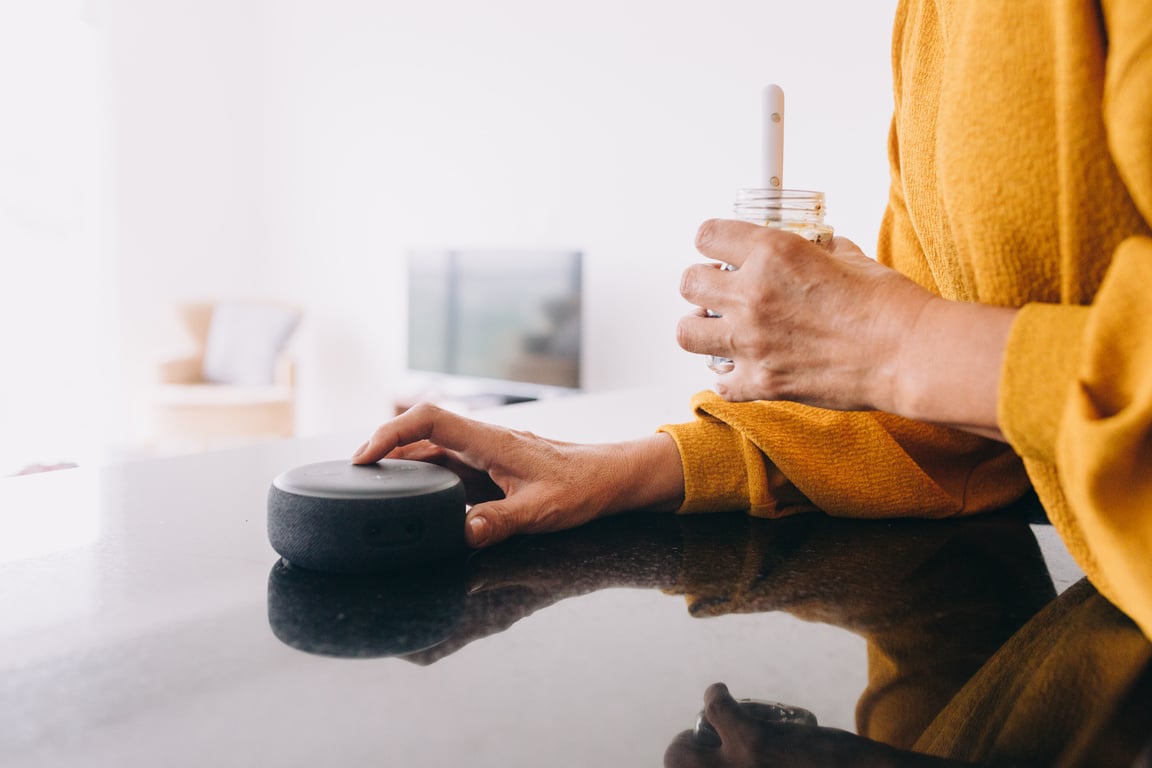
left=761, top=84, right=784, bottom=189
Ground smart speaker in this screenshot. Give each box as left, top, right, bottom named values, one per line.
left=267, top=459, right=467, bottom=573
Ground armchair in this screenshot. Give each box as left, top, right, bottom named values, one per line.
left=152, top=301, right=302, bottom=449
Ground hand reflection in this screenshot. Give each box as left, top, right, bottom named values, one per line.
left=665, top=683, right=966, bottom=768
left=403, top=514, right=683, bottom=664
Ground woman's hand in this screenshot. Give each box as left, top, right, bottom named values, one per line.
left=351, top=403, right=684, bottom=548
left=678, top=220, right=932, bottom=411
left=678, top=219, right=1015, bottom=439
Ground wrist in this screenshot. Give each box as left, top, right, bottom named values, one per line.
left=882, top=294, right=941, bottom=418
left=606, top=433, right=685, bottom=514
left=889, top=297, right=1016, bottom=439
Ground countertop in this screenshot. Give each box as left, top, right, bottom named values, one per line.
left=1, top=388, right=1148, bottom=767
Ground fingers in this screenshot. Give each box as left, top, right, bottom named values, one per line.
left=826, top=234, right=857, bottom=257
left=711, top=376, right=760, bottom=404
left=679, top=263, right=730, bottom=315
left=663, top=684, right=740, bottom=767
left=676, top=307, right=730, bottom=357
left=680, top=220, right=816, bottom=355
left=464, top=505, right=498, bottom=548
left=695, top=218, right=773, bottom=269
left=351, top=402, right=492, bottom=465
left=703, top=683, right=742, bottom=731
left=465, top=493, right=558, bottom=549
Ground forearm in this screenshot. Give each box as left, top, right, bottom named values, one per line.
left=885, top=297, right=1017, bottom=442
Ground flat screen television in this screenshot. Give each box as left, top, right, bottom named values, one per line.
left=406, top=249, right=582, bottom=400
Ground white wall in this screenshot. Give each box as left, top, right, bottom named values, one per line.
left=106, top=0, right=268, bottom=441
left=0, top=1, right=118, bottom=472
left=107, top=0, right=899, bottom=437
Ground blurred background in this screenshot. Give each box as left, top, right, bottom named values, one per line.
left=0, top=0, right=898, bottom=474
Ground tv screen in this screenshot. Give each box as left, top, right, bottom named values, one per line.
left=407, top=249, right=582, bottom=394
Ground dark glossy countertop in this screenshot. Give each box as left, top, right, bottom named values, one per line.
left=1, top=391, right=1149, bottom=767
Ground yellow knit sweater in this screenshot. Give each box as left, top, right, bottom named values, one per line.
left=660, top=0, right=1152, bottom=640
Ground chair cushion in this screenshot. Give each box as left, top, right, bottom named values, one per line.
left=201, top=302, right=300, bottom=386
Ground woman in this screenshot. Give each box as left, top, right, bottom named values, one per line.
left=353, top=0, right=1152, bottom=641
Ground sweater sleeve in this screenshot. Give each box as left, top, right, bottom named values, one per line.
left=660, top=395, right=1028, bottom=519
left=1002, top=240, right=1152, bottom=642
left=999, top=1, right=1152, bottom=639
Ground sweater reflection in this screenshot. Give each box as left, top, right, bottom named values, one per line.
left=267, top=510, right=1151, bottom=766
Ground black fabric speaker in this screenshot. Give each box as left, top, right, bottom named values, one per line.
left=267, top=459, right=467, bottom=573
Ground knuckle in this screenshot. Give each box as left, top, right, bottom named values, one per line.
left=751, top=367, right=789, bottom=401
left=753, top=226, right=794, bottom=257
left=485, top=510, right=510, bottom=541
left=704, top=692, right=733, bottom=720
left=409, top=401, right=444, bottom=419
left=675, top=319, right=695, bottom=350
left=678, top=267, right=697, bottom=298
left=695, top=219, right=721, bottom=252
left=680, top=263, right=715, bottom=300
left=751, top=371, right=776, bottom=399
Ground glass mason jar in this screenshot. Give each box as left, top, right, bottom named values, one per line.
left=706, top=188, right=834, bottom=374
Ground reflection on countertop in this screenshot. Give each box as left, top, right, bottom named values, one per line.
left=269, top=509, right=1152, bottom=767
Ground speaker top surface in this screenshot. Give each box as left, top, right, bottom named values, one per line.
left=271, top=459, right=460, bottom=500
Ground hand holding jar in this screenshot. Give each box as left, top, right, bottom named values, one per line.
left=677, top=217, right=935, bottom=412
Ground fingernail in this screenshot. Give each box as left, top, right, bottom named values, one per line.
left=351, top=441, right=368, bottom=461
left=467, top=516, right=490, bottom=547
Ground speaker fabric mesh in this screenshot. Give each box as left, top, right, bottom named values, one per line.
left=267, top=460, right=467, bottom=573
